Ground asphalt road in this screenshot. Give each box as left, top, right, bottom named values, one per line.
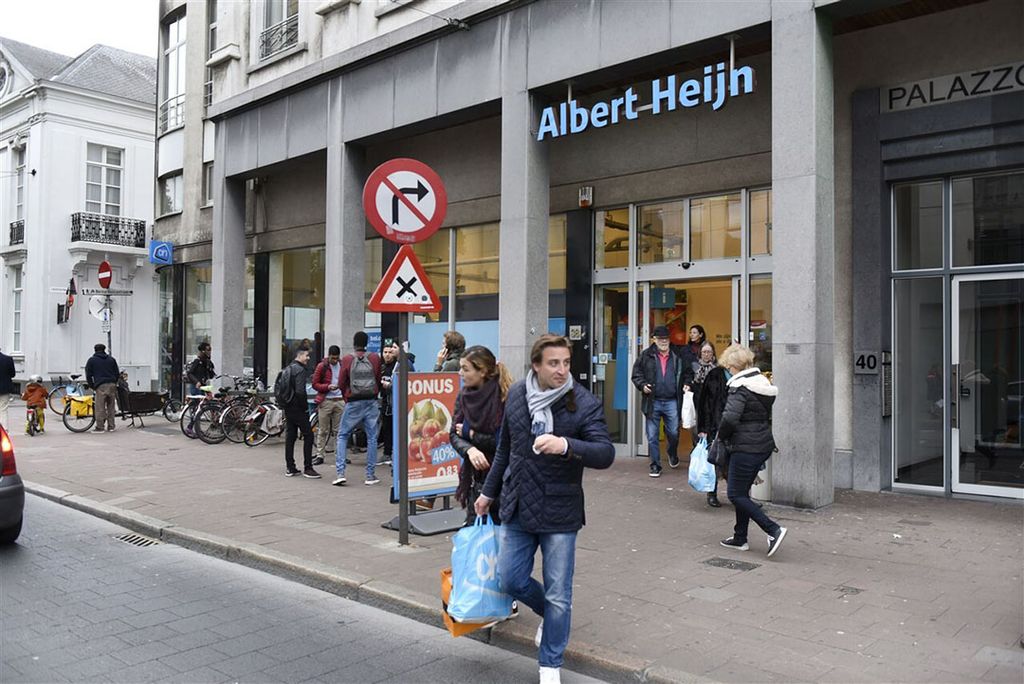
left=0, top=496, right=602, bottom=683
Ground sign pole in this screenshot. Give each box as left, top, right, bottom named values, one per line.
left=105, top=295, right=112, bottom=355
left=397, top=312, right=410, bottom=546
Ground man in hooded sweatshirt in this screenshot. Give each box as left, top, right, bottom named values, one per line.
left=85, top=343, right=120, bottom=432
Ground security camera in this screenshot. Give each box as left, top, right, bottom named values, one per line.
left=681, top=261, right=691, bottom=269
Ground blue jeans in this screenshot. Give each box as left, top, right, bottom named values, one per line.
left=497, top=517, right=578, bottom=668
left=645, top=399, right=679, bottom=468
left=335, top=399, right=379, bottom=479
left=726, top=451, right=780, bottom=542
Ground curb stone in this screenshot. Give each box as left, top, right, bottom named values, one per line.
left=24, top=481, right=710, bottom=684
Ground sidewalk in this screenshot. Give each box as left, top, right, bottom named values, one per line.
left=11, top=415, right=1024, bottom=683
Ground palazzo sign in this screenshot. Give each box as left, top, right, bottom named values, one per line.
left=537, top=62, right=756, bottom=141
left=883, top=61, right=1024, bottom=112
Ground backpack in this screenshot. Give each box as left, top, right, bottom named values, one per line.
left=348, top=354, right=377, bottom=400
left=274, top=365, right=295, bottom=405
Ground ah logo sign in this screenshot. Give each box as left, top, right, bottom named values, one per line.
left=149, top=240, right=173, bottom=265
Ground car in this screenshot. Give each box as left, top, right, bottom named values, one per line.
left=0, top=422, right=24, bottom=544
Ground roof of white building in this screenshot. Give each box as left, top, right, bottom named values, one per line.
left=0, top=36, right=156, bottom=105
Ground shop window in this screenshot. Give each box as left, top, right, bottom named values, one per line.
left=268, top=247, right=324, bottom=380
left=749, top=189, right=772, bottom=256
left=749, top=277, right=772, bottom=376
left=184, top=263, right=213, bottom=360
left=894, top=181, right=943, bottom=270
left=638, top=201, right=684, bottom=264
left=158, top=269, right=175, bottom=392
left=893, top=277, right=944, bottom=488
left=952, top=171, right=1024, bottom=267
left=410, top=228, right=450, bottom=324
left=243, top=256, right=255, bottom=375
left=364, top=237, right=382, bottom=330
left=455, top=222, right=499, bottom=321
left=549, top=214, right=567, bottom=321
left=690, top=193, right=741, bottom=260
left=595, top=208, right=629, bottom=269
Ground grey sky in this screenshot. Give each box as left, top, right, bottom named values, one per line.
left=3, top=0, right=158, bottom=59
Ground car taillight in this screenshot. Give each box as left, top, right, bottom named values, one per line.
left=1, top=428, right=15, bottom=476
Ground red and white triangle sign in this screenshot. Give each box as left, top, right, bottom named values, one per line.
left=368, top=244, right=442, bottom=313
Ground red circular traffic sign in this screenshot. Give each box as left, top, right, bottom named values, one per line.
left=98, top=261, right=112, bottom=289
left=362, top=158, right=447, bottom=244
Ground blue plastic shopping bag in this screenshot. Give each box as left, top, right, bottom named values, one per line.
left=448, top=515, right=514, bottom=624
left=688, top=436, right=716, bottom=493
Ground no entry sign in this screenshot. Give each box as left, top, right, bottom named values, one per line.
left=97, top=261, right=112, bottom=289
left=362, top=158, right=447, bottom=244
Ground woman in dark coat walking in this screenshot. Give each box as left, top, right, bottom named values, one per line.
left=450, top=345, right=513, bottom=525
left=694, top=343, right=725, bottom=508
left=716, top=344, right=788, bottom=558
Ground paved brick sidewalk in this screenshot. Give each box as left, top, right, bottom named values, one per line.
left=11, top=416, right=1024, bottom=682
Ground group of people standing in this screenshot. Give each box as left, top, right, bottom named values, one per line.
left=632, top=325, right=788, bottom=557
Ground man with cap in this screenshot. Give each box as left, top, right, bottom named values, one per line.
left=630, top=325, right=694, bottom=477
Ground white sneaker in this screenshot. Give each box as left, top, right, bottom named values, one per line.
left=539, top=666, right=561, bottom=684
left=534, top=620, right=543, bottom=647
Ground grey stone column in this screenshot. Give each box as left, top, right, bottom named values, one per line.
left=498, top=10, right=550, bottom=377
left=325, top=78, right=366, bottom=351
left=770, top=1, right=835, bottom=509
left=210, top=124, right=246, bottom=377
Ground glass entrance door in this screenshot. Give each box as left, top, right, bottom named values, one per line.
left=593, top=284, right=635, bottom=456
left=952, top=274, right=1024, bottom=498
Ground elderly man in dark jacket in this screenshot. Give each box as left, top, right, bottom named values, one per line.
left=85, top=343, right=120, bottom=432
left=630, top=325, right=694, bottom=477
left=475, top=334, right=614, bottom=684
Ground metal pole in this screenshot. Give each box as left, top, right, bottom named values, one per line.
left=397, top=312, right=410, bottom=545
left=105, top=294, right=112, bottom=355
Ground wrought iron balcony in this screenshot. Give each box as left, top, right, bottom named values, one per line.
left=259, top=14, right=298, bottom=60
left=9, top=220, right=24, bottom=246
left=158, top=93, right=185, bottom=134
left=71, top=212, right=146, bottom=249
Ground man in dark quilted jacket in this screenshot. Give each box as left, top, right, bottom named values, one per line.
left=475, top=334, right=614, bottom=684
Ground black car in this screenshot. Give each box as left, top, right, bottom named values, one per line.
left=0, top=423, right=24, bottom=543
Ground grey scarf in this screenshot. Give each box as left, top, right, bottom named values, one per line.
left=525, top=370, right=573, bottom=436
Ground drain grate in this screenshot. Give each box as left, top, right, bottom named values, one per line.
left=703, top=556, right=761, bottom=571
left=115, top=533, right=161, bottom=547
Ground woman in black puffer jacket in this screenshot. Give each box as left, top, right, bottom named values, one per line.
left=716, top=344, right=788, bottom=558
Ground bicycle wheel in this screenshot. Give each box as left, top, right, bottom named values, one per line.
left=220, top=404, right=249, bottom=444
left=48, top=386, right=68, bottom=415
left=195, top=403, right=227, bottom=444
left=180, top=402, right=200, bottom=439
left=62, top=404, right=95, bottom=433
left=243, top=419, right=270, bottom=447
left=163, top=398, right=184, bottom=422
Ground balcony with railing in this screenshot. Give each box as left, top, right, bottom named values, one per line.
left=9, top=220, right=24, bottom=246
left=259, top=14, right=299, bottom=61
left=158, top=93, right=185, bottom=134
left=71, top=212, right=146, bottom=249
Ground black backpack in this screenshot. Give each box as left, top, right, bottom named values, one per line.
left=273, top=365, right=295, bottom=405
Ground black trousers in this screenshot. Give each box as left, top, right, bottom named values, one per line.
left=284, top=406, right=314, bottom=472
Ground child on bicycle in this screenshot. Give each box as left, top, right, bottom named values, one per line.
left=22, top=374, right=47, bottom=433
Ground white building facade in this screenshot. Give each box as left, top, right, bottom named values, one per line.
left=0, top=38, right=159, bottom=389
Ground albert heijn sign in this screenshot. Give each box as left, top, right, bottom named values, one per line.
left=364, top=158, right=446, bottom=313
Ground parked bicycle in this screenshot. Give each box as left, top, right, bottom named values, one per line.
left=47, top=374, right=90, bottom=415
left=192, top=376, right=263, bottom=445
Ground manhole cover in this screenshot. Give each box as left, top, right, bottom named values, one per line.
left=115, top=533, right=160, bottom=547
left=703, top=556, right=761, bottom=571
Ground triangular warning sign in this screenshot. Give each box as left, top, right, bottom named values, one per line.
left=368, top=244, right=442, bottom=313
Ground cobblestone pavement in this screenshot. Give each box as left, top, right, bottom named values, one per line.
left=10, top=415, right=1024, bottom=682
left=0, top=496, right=601, bottom=683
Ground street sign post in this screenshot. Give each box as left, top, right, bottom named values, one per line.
left=364, top=158, right=449, bottom=546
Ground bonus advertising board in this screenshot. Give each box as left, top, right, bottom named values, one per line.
left=391, top=372, right=461, bottom=500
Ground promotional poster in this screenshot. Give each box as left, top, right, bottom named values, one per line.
left=391, top=372, right=461, bottom=500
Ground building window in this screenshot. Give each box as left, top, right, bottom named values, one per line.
left=595, top=208, right=630, bottom=269
left=894, top=181, right=943, bottom=271
left=85, top=144, right=123, bottom=216
left=749, top=189, right=772, bottom=256
left=159, top=173, right=183, bottom=215
left=14, top=147, right=25, bottom=221
left=202, top=163, right=214, bottom=206
left=690, top=192, right=742, bottom=260
left=638, top=201, right=684, bottom=264
left=11, top=268, right=22, bottom=352
left=159, top=13, right=187, bottom=134
left=267, top=247, right=324, bottom=381
left=952, top=170, right=1024, bottom=267
left=185, top=263, right=213, bottom=362
left=260, top=0, right=298, bottom=60
left=205, top=0, right=217, bottom=110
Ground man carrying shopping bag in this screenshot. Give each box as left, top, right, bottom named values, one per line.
left=474, top=334, right=615, bottom=684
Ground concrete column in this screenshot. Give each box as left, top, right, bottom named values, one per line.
left=325, top=78, right=366, bottom=352
left=210, top=125, right=246, bottom=377
left=770, top=1, right=835, bottom=509
left=498, top=10, right=550, bottom=377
